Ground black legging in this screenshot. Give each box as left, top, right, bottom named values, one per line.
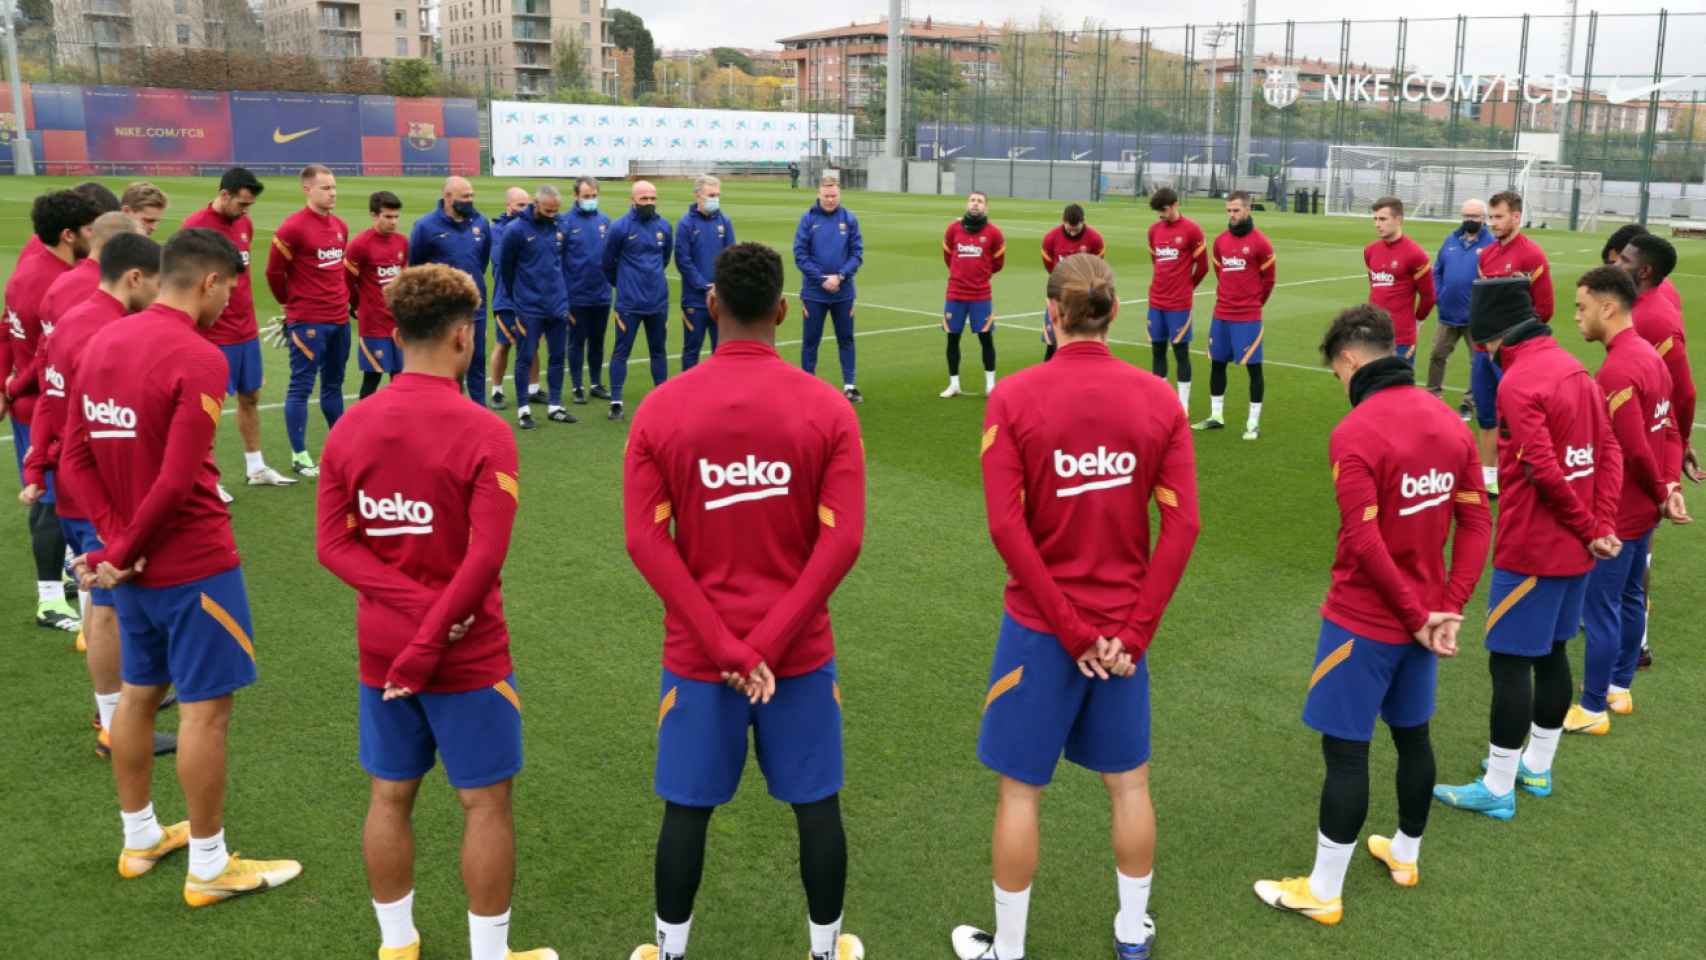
left=29, top=500, right=66, bottom=584
left=1488, top=643, right=1572, bottom=749
left=358, top=372, right=390, bottom=399
left=947, top=331, right=997, bottom=377
left=654, top=794, right=847, bottom=926
left=1209, top=361, right=1264, bottom=404
left=1151, top=342, right=1192, bottom=382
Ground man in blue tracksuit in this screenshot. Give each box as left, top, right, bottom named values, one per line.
left=793, top=176, right=864, bottom=403
left=675, top=174, right=736, bottom=370
left=1429, top=197, right=1497, bottom=491
left=600, top=180, right=672, bottom=421
left=496, top=184, right=575, bottom=429
left=408, top=175, right=492, bottom=404
left=486, top=186, right=534, bottom=409
left=564, top=176, right=613, bottom=406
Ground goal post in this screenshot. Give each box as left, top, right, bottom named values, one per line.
left=1324, top=145, right=1600, bottom=231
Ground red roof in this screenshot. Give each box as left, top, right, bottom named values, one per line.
left=778, top=18, right=998, bottom=46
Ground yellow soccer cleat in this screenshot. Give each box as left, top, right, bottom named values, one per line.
left=75, top=629, right=87, bottom=653
left=1607, top=690, right=1633, bottom=715
left=1366, top=835, right=1418, bottom=887
left=628, top=948, right=659, bottom=960
left=1253, top=876, right=1342, bottom=926
left=183, top=854, right=303, bottom=907
left=117, top=820, right=191, bottom=879
left=505, top=950, right=558, bottom=960
left=377, top=942, right=419, bottom=960
left=1563, top=704, right=1610, bottom=735
left=809, top=933, right=865, bottom=960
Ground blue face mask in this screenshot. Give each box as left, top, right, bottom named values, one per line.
left=701, top=197, right=720, bottom=215
left=579, top=198, right=598, bottom=213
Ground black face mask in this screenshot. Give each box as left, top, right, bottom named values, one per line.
left=962, top=212, right=987, bottom=231
left=452, top=200, right=476, bottom=218
left=1461, top=219, right=1482, bottom=236
left=635, top=204, right=657, bottom=221
left=1229, top=216, right=1254, bottom=237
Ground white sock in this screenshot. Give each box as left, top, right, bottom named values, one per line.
left=1483, top=465, right=1498, bottom=487
left=1389, top=829, right=1422, bottom=865
left=189, top=829, right=230, bottom=881
left=468, top=909, right=511, bottom=960
left=38, top=581, right=61, bottom=604
left=993, top=882, right=1030, bottom=960
left=655, top=915, right=692, bottom=957
left=492, top=385, right=504, bottom=397
left=1307, top=831, right=1354, bottom=901
left=1177, top=380, right=1191, bottom=412
left=948, top=374, right=961, bottom=390
left=79, top=589, right=90, bottom=617
left=844, top=382, right=856, bottom=390
left=529, top=381, right=541, bottom=394
left=373, top=891, right=418, bottom=949
left=517, top=404, right=531, bottom=420
left=984, top=369, right=997, bottom=393
left=243, top=450, right=266, bottom=474
left=809, top=913, right=843, bottom=957
left=1210, top=395, right=1225, bottom=421
left=1609, top=683, right=1630, bottom=695
left=1247, top=401, right=1263, bottom=428
left=95, top=691, right=120, bottom=731
left=1522, top=723, right=1562, bottom=774
left=1484, top=743, right=1519, bottom=795
left=548, top=404, right=564, bottom=414
left=120, top=802, right=163, bottom=850
left=1114, top=870, right=1153, bottom=943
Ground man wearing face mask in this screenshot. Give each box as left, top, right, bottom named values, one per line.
left=487, top=186, right=537, bottom=410
left=565, top=177, right=613, bottom=405
left=1196, top=192, right=1275, bottom=441
left=1427, top=198, right=1493, bottom=420
left=940, top=191, right=1006, bottom=398
left=601, top=180, right=673, bottom=421
left=409, top=176, right=492, bottom=406
left=496, top=185, right=574, bottom=430
left=675, top=174, right=737, bottom=370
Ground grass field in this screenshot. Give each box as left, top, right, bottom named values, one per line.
left=3, top=174, right=1704, bottom=959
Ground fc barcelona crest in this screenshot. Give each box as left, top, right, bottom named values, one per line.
left=1262, top=67, right=1300, bottom=110
left=407, top=121, right=438, bottom=150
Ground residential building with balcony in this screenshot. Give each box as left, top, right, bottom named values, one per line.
left=55, top=0, right=223, bottom=68
left=777, top=17, right=1000, bottom=110
left=262, top=0, right=431, bottom=60
left=440, top=0, right=613, bottom=99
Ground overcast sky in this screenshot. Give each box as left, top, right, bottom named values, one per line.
left=641, top=0, right=1703, bottom=82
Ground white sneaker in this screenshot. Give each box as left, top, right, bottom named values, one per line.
left=1242, top=424, right=1261, bottom=440
left=939, top=383, right=962, bottom=399
left=215, top=483, right=235, bottom=504
left=246, top=466, right=299, bottom=487
left=951, top=925, right=1000, bottom=960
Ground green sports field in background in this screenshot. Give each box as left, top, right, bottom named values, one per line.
left=2, top=176, right=1703, bottom=958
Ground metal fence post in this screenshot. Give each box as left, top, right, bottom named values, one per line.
left=1635, top=8, right=1668, bottom=224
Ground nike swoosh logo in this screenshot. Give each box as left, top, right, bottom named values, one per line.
left=1072, top=149, right=1093, bottom=160
left=272, top=127, right=320, bottom=144
left=941, top=145, right=966, bottom=157
left=1604, top=76, right=1697, bottom=105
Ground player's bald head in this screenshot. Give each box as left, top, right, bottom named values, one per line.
left=505, top=186, right=530, bottom=205
left=443, top=176, right=473, bottom=200
left=90, top=210, right=142, bottom=256
left=631, top=180, right=657, bottom=203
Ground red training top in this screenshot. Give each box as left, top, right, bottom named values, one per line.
left=1147, top=216, right=1210, bottom=312
left=3, top=243, right=74, bottom=425
left=1631, top=285, right=1695, bottom=446
left=1322, top=367, right=1490, bottom=644
left=266, top=206, right=351, bottom=325
left=982, top=340, right=1201, bottom=658
left=316, top=373, right=520, bottom=694
left=1211, top=229, right=1276, bottom=322
left=1596, top=327, right=1680, bottom=539
left=1364, top=235, right=1436, bottom=346
left=1041, top=224, right=1104, bottom=273
left=1477, top=231, right=1553, bottom=322
left=181, top=204, right=260, bottom=346
left=943, top=220, right=1007, bottom=301
left=38, top=257, right=101, bottom=335
left=58, top=303, right=239, bottom=587
left=623, top=339, right=866, bottom=683
left=21, top=289, right=129, bottom=520
left=344, top=229, right=409, bottom=340
left=1492, top=332, right=1623, bottom=577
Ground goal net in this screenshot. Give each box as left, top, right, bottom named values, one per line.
left=1325, top=145, right=1600, bottom=231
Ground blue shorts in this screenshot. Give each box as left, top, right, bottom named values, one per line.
left=1471, top=350, right=1503, bottom=430
left=287, top=321, right=351, bottom=384
left=493, top=310, right=520, bottom=347
left=655, top=660, right=843, bottom=807
left=219, top=338, right=264, bottom=396
left=356, top=336, right=402, bottom=374
left=977, top=613, right=1152, bottom=786
left=1208, top=318, right=1264, bottom=365
left=1302, top=618, right=1436, bottom=741
left=115, top=565, right=257, bottom=701
left=1147, top=308, right=1193, bottom=345
left=1042, top=304, right=1056, bottom=346
left=1395, top=343, right=1417, bottom=365
left=1485, top=568, right=1588, bottom=657
left=59, top=515, right=114, bottom=607
left=943, top=299, right=995, bottom=335
left=10, top=419, right=27, bottom=484
left=359, top=675, right=524, bottom=789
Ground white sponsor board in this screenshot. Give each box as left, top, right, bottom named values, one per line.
left=491, top=103, right=854, bottom=178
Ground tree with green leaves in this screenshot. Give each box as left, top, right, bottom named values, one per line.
left=711, top=47, right=752, bottom=74
left=609, top=8, right=656, bottom=97
left=383, top=59, right=435, bottom=97
left=554, top=28, right=588, bottom=91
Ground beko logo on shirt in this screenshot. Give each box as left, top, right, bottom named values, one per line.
left=83, top=396, right=138, bottom=438
left=698, top=456, right=792, bottom=511
left=1398, top=468, right=1455, bottom=516
left=357, top=489, right=435, bottom=536
left=316, top=248, right=345, bottom=269
left=1053, top=447, right=1137, bottom=498
left=1564, top=444, right=1595, bottom=480
left=376, top=264, right=402, bottom=283
left=1369, top=270, right=1396, bottom=286
left=1653, top=399, right=1672, bottom=431
left=1154, top=245, right=1181, bottom=261
left=1221, top=256, right=1248, bottom=271
left=956, top=242, right=985, bottom=258
left=42, top=364, right=64, bottom=397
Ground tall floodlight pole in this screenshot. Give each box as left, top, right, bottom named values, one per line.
left=1, top=1, right=33, bottom=175
left=1233, top=0, right=1256, bottom=191
left=885, top=0, right=903, bottom=158
left=1204, top=24, right=1232, bottom=195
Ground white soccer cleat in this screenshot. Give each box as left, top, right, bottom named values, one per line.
left=246, top=466, right=299, bottom=487
left=1242, top=425, right=1261, bottom=441
left=939, top=384, right=962, bottom=399
left=215, top=483, right=235, bottom=504
left=951, top=925, right=1000, bottom=960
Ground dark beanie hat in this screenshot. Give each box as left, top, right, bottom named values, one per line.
left=1470, top=276, right=1536, bottom=344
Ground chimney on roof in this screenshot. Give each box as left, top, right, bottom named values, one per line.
left=925, top=15, right=932, bottom=29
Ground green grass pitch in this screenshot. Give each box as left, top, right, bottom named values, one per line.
left=2, top=175, right=1703, bottom=958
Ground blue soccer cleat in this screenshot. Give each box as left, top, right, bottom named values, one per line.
left=1114, top=914, right=1155, bottom=958
left=1481, top=757, right=1552, bottom=797
left=1433, top=778, right=1516, bottom=820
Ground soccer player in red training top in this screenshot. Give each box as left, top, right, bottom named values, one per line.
left=1197, top=191, right=1276, bottom=440
left=1039, top=203, right=1104, bottom=362
left=266, top=163, right=351, bottom=478
left=22, top=233, right=173, bottom=759
left=182, top=167, right=298, bottom=490
left=5, top=189, right=99, bottom=633
left=1146, top=187, right=1209, bottom=412
left=1364, top=197, right=1436, bottom=365
left=623, top=243, right=867, bottom=960
left=1252, top=305, right=1489, bottom=927
left=1434, top=277, right=1623, bottom=821
left=316, top=265, right=554, bottom=960
left=955, top=253, right=1200, bottom=960
left=1469, top=190, right=1554, bottom=490
left=1564, top=268, right=1688, bottom=736
left=940, top=191, right=1006, bottom=398
left=346, top=191, right=409, bottom=400
left=58, top=228, right=302, bottom=906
